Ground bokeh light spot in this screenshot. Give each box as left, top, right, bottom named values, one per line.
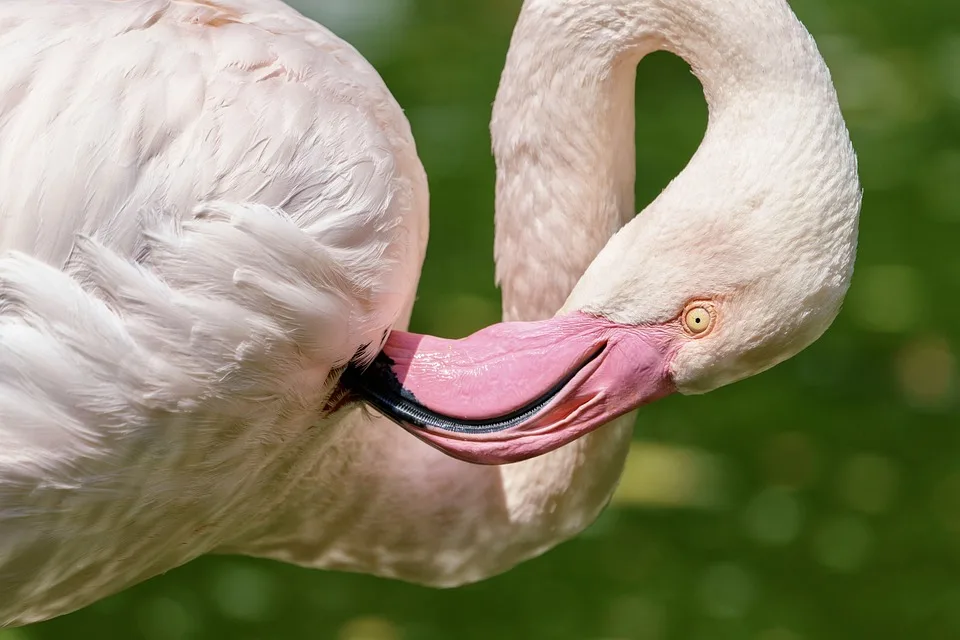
left=838, top=453, right=900, bottom=514
left=743, top=487, right=803, bottom=546
left=612, top=442, right=727, bottom=509
left=698, top=563, right=756, bottom=619
left=936, top=34, right=960, bottom=104
left=812, top=515, right=873, bottom=573
left=338, top=616, right=401, bottom=640
left=603, top=595, right=666, bottom=640
left=895, top=335, right=956, bottom=409
left=760, top=431, right=819, bottom=489
left=849, top=265, right=923, bottom=333
left=210, top=563, right=277, bottom=622
left=137, top=597, right=195, bottom=640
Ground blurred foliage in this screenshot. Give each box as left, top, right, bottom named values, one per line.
left=11, top=0, right=960, bottom=638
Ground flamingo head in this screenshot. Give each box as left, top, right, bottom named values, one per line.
left=342, top=210, right=855, bottom=467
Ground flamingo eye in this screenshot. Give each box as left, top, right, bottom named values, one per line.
left=682, top=303, right=715, bottom=336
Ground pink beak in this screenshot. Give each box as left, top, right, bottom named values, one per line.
left=342, top=312, right=680, bottom=464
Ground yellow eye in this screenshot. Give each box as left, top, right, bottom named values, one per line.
left=683, top=304, right=714, bottom=335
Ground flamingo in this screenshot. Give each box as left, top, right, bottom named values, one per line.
left=0, top=0, right=860, bottom=627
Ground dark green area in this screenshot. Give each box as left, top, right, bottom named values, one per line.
left=17, top=0, right=960, bottom=638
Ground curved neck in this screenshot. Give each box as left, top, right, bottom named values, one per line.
left=240, top=0, right=835, bottom=585
left=487, top=0, right=833, bottom=546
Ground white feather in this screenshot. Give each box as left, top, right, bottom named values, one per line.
left=0, top=0, right=860, bottom=627
left=0, top=0, right=427, bottom=624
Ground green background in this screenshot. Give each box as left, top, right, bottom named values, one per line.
left=13, top=0, right=960, bottom=638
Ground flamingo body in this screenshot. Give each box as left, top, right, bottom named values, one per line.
left=0, top=0, right=427, bottom=623
left=0, top=0, right=861, bottom=627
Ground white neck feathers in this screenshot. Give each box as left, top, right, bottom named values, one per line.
left=489, top=0, right=858, bottom=538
